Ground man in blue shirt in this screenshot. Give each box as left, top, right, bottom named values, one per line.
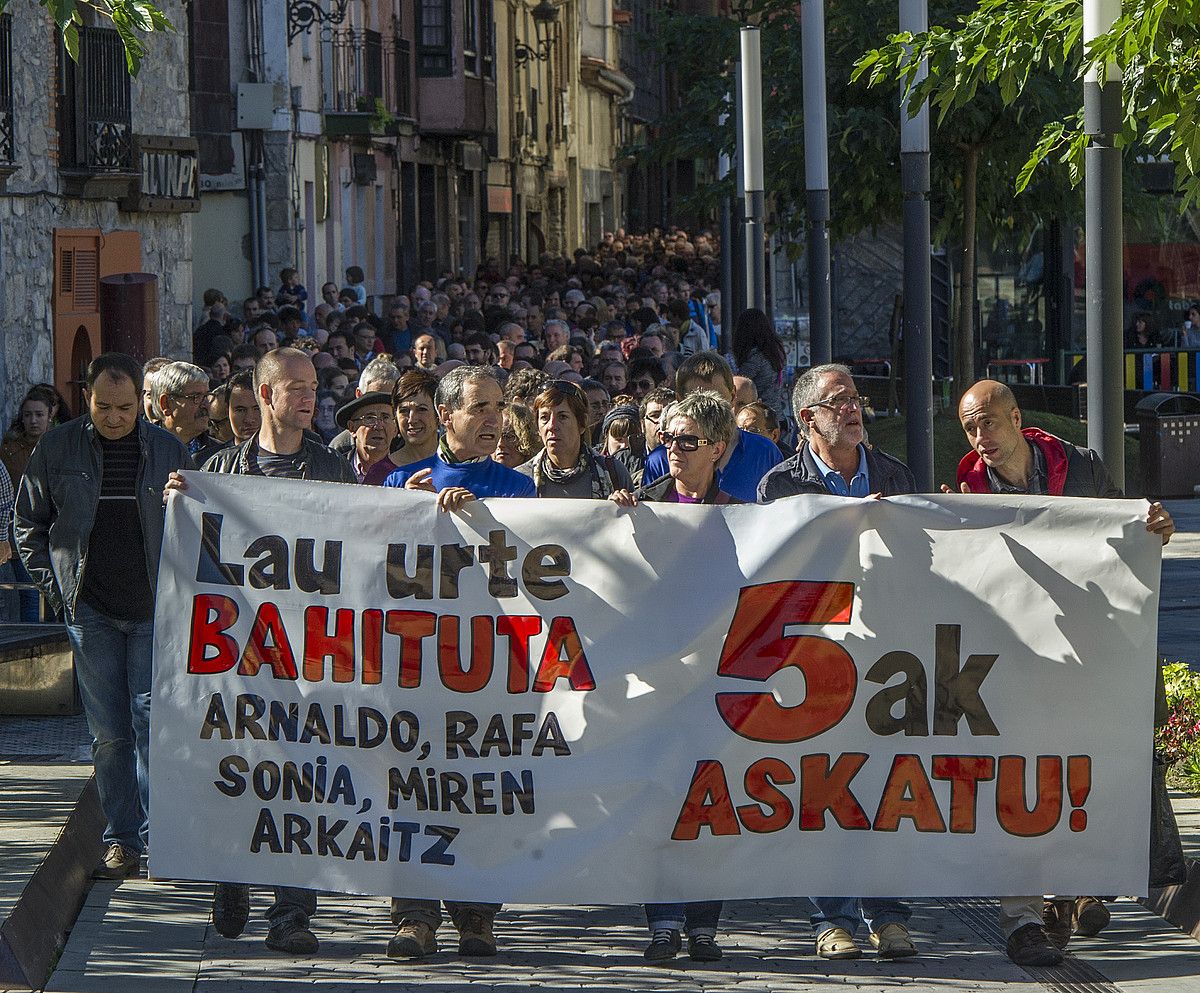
left=642, top=352, right=782, bottom=502
left=383, top=366, right=535, bottom=506
left=384, top=365, right=531, bottom=960
left=757, top=364, right=918, bottom=961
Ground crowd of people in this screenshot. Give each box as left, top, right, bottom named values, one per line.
left=0, top=227, right=1177, bottom=974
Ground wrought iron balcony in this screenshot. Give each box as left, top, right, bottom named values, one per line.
left=326, top=28, right=413, bottom=135
left=57, top=26, right=135, bottom=195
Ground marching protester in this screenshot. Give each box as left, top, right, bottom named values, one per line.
left=516, top=381, right=633, bottom=497
left=946, top=378, right=1174, bottom=967
left=336, top=390, right=397, bottom=483
left=609, top=390, right=738, bottom=961
left=642, top=352, right=783, bottom=500
left=166, top=347, right=354, bottom=956
left=363, top=369, right=441, bottom=483
left=153, top=361, right=226, bottom=465
left=329, top=356, right=403, bottom=456
left=224, top=370, right=263, bottom=444
left=757, top=363, right=918, bottom=960
left=382, top=365, right=533, bottom=960
left=14, top=354, right=195, bottom=879
left=383, top=365, right=536, bottom=506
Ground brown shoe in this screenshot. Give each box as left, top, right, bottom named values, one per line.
left=93, top=843, right=140, bottom=880
left=387, top=920, right=438, bottom=959
left=1042, top=899, right=1073, bottom=949
left=1072, top=897, right=1111, bottom=937
left=456, top=910, right=497, bottom=957
left=1007, top=923, right=1063, bottom=966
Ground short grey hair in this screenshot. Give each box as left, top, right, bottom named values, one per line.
left=152, top=361, right=209, bottom=420
left=661, top=389, right=736, bottom=448
left=359, top=356, right=401, bottom=392
left=435, top=365, right=500, bottom=413
left=792, top=362, right=854, bottom=434
left=544, top=319, right=570, bottom=339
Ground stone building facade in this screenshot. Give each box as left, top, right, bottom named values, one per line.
left=0, top=0, right=193, bottom=426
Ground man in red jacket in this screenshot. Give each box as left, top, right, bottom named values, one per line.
left=947, top=378, right=1173, bottom=967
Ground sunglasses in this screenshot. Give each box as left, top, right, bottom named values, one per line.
left=661, top=431, right=711, bottom=452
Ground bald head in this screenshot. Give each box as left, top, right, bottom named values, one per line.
left=958, top=379, right=1018, bottom=421
left=957, top=378, right=1029, bottom=481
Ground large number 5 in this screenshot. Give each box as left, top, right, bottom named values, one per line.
left=716, top=581, right=857, bottom=743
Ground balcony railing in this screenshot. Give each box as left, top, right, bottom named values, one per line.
left=0, top=15, right=13, bottom=163
left=58, top=26, right=132, bottom=173
left=329, top=29, right=412, bottom=119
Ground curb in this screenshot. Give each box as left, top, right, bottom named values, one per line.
left=1140, top=858, right=1200, bottom=938
left=0, top=777, right=104, bottom=990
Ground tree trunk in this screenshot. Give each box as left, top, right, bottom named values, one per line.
left=953, top=145, right=980, bottom=404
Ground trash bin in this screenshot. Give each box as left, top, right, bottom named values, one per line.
left=1136, top=392, right=1200, bottom=497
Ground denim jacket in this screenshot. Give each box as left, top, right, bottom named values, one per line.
left=13, top=418, right=194, bottom=616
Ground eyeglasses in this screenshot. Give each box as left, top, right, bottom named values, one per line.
left=351, top=413, right=391, bottom=427
left=172, top=391, right=211, bottom=406
left=809, top=394, right=863, bottom=413
left=661, top=431, right=711, bottom=452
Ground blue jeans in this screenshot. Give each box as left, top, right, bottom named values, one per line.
left=644, top=901, right=723, bottom=935
left=810, top=898, right=910, bottom=938
left=65, top=599, right=152, bottom=851
left=2, top=558, right=40, bottom=622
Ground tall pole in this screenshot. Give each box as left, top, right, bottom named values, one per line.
left=802, top=0, right=832, bottom=366
left=719, top=97, right=734, bottom=354
left=740, top=27, right=766, bottom=314
left=1084, top=0, right=1124, bottom=490
left=900, top=0, right=933, bottom=492
left=732, top=60, right=746, bottom=329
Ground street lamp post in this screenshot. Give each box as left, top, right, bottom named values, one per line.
left=1084, top=0, right=1124, bottom=490
left=900, top=0, right=933, bottom=492
left=514, top=0, right=559, bottom=66
left=802, top=0, right=832, bottom=366
left=740, top=27, right=766, bottom=314
left=732, top=61, right=746, bottom=328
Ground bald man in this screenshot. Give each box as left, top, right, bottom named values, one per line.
left=947, top=379, right=1172, bottom=967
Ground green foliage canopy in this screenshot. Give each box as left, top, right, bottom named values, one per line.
left=0, top=0, right=174, bottom=76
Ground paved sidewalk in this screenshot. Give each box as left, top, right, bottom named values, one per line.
left=37, top=886, right=1200, bottom=992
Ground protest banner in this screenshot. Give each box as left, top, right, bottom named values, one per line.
left=150, top=472, right=1161, bottom=902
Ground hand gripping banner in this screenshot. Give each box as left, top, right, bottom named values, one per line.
left=150, top=473, right=1161, bottom=902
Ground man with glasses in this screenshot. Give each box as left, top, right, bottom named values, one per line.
left=152, top=361, right=225, bottom=464
left=486, top=284, right=511, bottom=308
left=757, top=363, right=917, bottom=961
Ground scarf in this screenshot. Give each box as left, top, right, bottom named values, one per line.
left=532, top=446, right=617, bottom=500
left=439, top=436, right=486, bottom=465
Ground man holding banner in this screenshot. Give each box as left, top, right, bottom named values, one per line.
left=949, top=378, right=1174, bottom=965
left=169, top=346, right=355, bottom=955
left=758, top=363, right=920, bottom=961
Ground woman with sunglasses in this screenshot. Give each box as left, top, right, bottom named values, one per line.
left=607, top=390, right=737, bottom=963
left=516, top=381, right=633, bottom=498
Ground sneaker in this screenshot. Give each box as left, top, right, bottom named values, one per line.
left=265, top=919, right=319, bottom=955
left=93, top=843, right=140, bottom=880
left=815, top=925, right=862, bottom=960
left=869, top=922, right=917, bottom=959
left=1042, top=899, right=1073, bottom=949
left=1073, top=896, right=1111, bottom=937
left=687, top=933, right=723, bottom=962
left=387, top=920, right=438, bottom=959
left=212, top=882, right=251, bottom=938
left=1006, top=923, right=1063, bottom=967
left=456, top=910, right=497, bottom=957
left=643, top=928, right=681, bottom=962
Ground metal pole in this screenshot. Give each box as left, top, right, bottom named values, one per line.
left=718, top=97, right=734, bottom=355
left=1084, top=0, right=1124, bottom=490
left=740, top=27, right=766, bottom=314
left=732, top=61, right=746, bottom=331
left=900, top=0, right=933, bottom=492
left=802, top=0, right=832, bottom=366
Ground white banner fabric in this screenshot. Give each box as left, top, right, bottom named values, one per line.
left=149, top=472, right=1162, bottom=902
